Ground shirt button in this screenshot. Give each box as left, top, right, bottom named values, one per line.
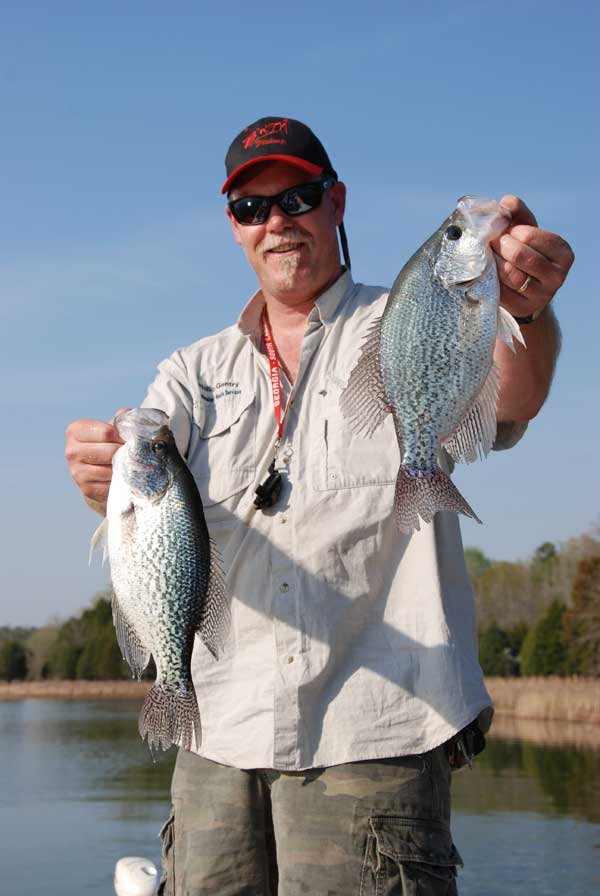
left=287, top=656, right=294, bottom=664
left=280, top=582, right=289, bottom=593
left=280, top=516, right=287, bottom=524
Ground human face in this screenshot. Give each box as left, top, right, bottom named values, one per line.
left=226, top=161, right=346, bottom=306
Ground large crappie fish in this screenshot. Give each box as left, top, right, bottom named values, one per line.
left=91, top=408, right=229, bottom=753
left=341, top=195, right=525, bottom=533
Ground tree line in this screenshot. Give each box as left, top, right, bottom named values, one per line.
left=469, top=530, right=600, bottom=677
left=1, top=529, right=599, bottom=681
left=0, top=592, right=139, bottom=682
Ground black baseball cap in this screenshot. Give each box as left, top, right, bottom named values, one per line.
left=221, top=116, right=350, bottom=269
left=221, top=116, right=338, bottom=195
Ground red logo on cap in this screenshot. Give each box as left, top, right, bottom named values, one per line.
left=242, top=119, right=289, bottom=150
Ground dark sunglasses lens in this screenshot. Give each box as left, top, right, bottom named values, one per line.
left=280, top=183, right=324, bottom=216
left=231, top=197, right=270, bottom=224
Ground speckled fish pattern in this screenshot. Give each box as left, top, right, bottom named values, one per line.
left=342, top=196, right=521, bottom=534
left=97, top=408, right=229, bottom=754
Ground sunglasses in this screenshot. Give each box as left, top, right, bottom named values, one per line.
left=228, top=178, right=336, bottom=225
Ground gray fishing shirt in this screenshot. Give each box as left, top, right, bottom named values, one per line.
left=142, top=270, right=526, bottom=771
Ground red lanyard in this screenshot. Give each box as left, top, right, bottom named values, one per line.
left=261, top=309, right=291, bottom=443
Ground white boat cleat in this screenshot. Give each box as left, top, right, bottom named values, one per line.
left=114, top=856, right=158, bottom=896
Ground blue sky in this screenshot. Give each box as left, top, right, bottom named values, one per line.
left=2, top=1, right=598, bottom=626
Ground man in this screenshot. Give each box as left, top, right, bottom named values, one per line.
left=65, top=117, right=573, bottom=895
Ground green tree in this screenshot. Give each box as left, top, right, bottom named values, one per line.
left=0, top=640, right=28, bottom=680
left=521, top=600, right=569, bottom=676
left=75, top=598, right=127, bottom=680
left=25, top=626, right=59, bottom=679
left=505, top=622, right=529, bottom=664
left=563, top=555, right=600, bottom=676
left=47, top=615, right=87, bottom=679
left=474, top=560, right=532, bottom=630
left=464, top=547, right=491, bottom=582
left=478, top=623, right=515, bottom=676
left=46, top=593, right=129, bottom=681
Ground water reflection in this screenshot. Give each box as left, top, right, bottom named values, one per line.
left=1, top=699, right=599, bottom=895
left=451, top=732, right=600, bottom=824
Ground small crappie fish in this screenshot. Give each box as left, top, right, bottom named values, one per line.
left=341, top=195, right=525, bottom=534
left=91, top=408, right=229, bottom=753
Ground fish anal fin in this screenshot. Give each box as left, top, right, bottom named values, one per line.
left=442, top=364, right=499, bottom=464
left=340, top=316, right=388, bottom=437
left=112, top=591, right=151, bottom=680
left=197, top=539, right=230, bottom=660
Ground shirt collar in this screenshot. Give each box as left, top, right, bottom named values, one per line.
left=237, top=268, right=355, bottom=343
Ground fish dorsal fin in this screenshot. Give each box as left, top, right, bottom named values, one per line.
left=340, top=315, right=388, bottom=437
left=197, top=539, right=230, bottom=660
left=497, top=305, right=526, bottom=353
left=89, top=517, right=110, bottom=567
left=111, top=590, right=151, bottom=680
left=442, top=363, right=499, bottom=463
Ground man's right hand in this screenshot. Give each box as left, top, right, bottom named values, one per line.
left=65, top=408, right=129, bottom=515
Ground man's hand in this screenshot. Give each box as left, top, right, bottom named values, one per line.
left=492, top=195, right=574, bottom=319
left=65, top=408, right=129, bottom=515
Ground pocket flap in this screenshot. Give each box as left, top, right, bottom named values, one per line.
left=370, top=816, right=462, bottom=867
left=198, top=387, right=255, bottom=438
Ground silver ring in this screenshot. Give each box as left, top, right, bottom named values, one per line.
left=517, top=274, right=533, bottom=295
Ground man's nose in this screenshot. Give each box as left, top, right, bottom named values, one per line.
left=265, top=201, right=294, bottom=229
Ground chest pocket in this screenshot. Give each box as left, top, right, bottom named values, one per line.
left=188, top=390, right=256, bottom=514
left=314, top=374, right=399, bottom=491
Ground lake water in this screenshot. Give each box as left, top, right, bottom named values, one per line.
left=1, top=700, right=599, bottom=895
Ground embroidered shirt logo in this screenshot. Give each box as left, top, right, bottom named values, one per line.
left=199, top=381, right=242, bottom=403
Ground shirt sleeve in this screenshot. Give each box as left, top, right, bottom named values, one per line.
left=492, top=419, right=529, bottom=451
left=141, top=350, right=194, bottom=459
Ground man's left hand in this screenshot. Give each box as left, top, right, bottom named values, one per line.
left=491, top=194, right=574, bottom=319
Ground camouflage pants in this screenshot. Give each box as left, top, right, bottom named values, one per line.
left=158, top=746, right=462, bottom=895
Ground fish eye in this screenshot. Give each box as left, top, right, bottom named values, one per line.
left=152, top=440, right=168, bottom=453
left=445, top=225, right=462, bottom=241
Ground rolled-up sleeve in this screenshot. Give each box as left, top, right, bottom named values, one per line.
left=492, top=419, right=529, bottom=451
left=141, top=350, right=194, bottom=458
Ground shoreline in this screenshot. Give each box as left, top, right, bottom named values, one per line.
left=1, top=677, right=599, bottom=719
left=0, top=680, right=150, bottom=700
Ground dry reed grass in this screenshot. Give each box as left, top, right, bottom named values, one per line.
left=0, top=680, right=149, bottom=700
left=486, top=676, right=600, bottom=724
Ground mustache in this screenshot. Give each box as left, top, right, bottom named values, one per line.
left=258, top=229, right=312, bottom=256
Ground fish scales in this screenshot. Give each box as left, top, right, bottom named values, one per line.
left=341, top=196, right=525, bottom=534
left=92, top=408, right=229, bottom=754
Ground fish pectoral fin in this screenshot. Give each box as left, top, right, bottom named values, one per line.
left=442, top=364, right=499, bottom=463
left=339, top=315, right=388, bottom=437
left=89, top=517, right=109, bottom=567
left=197, top=539, right=231, bottom=660
left=111, top=591, right=151, bottom=679
left=497, top=305, right=526, bottom=353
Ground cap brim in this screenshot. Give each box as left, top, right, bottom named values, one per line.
left=221, top=156, right=324, bottom=194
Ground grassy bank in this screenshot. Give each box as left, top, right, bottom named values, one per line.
left=486, top=676, right=600, bottom=724
left=0, top=680, right=149, bottom=700
left=2, top=677, right=600, bottom=725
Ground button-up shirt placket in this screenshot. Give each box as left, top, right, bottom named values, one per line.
left=256, top=310, right=327, bottom=768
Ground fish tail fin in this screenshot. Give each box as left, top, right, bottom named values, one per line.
left=138, top=681, right=200, bottom=753
left=395, top=466, right=482, bottom=533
